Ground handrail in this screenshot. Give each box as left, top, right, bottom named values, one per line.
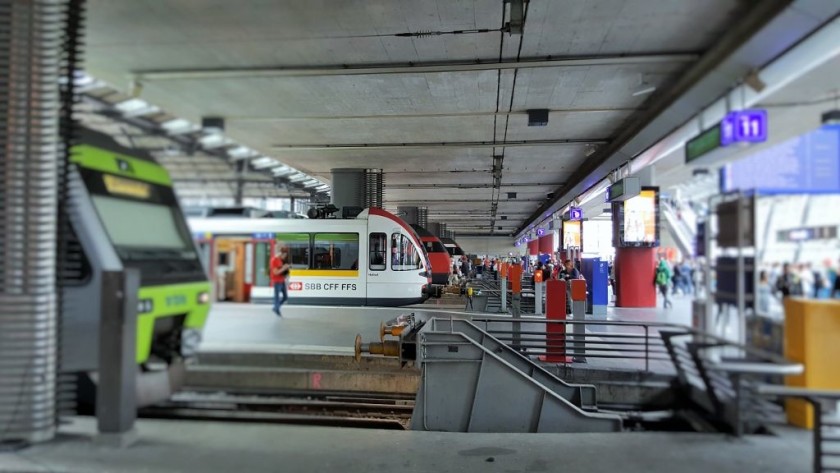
left=756, top=384, right=840, bottom=400
left=754, top=384, right=840, bottom=473
left=708, top=361, right=803, bottom=376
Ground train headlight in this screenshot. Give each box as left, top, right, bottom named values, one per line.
left=181, top=328, right=202, bottom=358
left=197, top=291, right=210, bottom=305
left=137, top=298, right=153, bottom=314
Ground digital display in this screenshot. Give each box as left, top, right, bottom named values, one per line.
left=721, top=126, right=840, bottom=194
left=103, top=174, right=151, bottom=199
left=562, top=220, right=581, bottom=249
left=623, top=190, right=657, bottom=244
left=613, top=187, right=660, bottom=248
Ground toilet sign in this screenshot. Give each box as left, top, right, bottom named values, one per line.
left=720, top=109, right=767, bottom=146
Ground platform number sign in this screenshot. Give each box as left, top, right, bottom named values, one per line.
left=720, top=109, right=767, bottom=146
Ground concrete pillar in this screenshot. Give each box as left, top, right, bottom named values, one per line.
left=0, top=0, right=64, bottom=444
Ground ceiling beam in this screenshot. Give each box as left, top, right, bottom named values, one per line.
left=229, top=108, right=638, bottom=122
left=385, top=182, right=562, bottom=189
left=134, top=53, right=699, bottom=81
left=273, top=138, right=605, bottom=151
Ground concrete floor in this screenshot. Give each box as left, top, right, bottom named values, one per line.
left=0, top=417, right=815, bottom=473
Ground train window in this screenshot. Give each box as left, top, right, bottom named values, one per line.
left=369, top=233, right=386, bottom=271
left=313, top=233, right=359, bottom=271
left=391, top=233, right=421, bottom=271
left=275, top=233, right=311, bottom=268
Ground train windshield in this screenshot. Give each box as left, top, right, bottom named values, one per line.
left=423, top=240, right=447, bottom=254
left=92, top=195, right=196, bottom=260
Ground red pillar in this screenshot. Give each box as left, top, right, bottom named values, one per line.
left=527, top=239, right=538, bottom=256
left=615, top=247, right=656, bottom=308
left=538, top=235, right=553, bottom=255
left=540, top=279, right=571, bottom=363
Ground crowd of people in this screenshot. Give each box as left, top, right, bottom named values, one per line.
left=757, top=259, right=840, bottom=312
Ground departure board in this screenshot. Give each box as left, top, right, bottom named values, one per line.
left=721, top=126, right=840, bottom=194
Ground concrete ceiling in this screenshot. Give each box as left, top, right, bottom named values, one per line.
left=84, top=0, right=754, bottom=235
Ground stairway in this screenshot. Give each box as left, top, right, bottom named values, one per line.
left=410, top=318, right=623, bottom=432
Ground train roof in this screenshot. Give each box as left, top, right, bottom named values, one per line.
left=75, top=125, right=158, bottom=163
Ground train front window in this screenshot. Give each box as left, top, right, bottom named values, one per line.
left=91, top=195, right=195, bottom=260
left=423, top=240, right=446, bottom=254
left=391, top=233, right=421, bottom=271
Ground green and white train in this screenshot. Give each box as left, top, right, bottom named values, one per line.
left=61, top=126, right=210, bottom=407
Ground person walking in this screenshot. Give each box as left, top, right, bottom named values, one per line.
left=655, top=258, right=672, bottom=309
left=270, top=246, right=291, bottom=316
left=775, top=262, right=803, bottom=299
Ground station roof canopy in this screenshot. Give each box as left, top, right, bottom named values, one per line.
left=83, top=0, right=818, bottom=235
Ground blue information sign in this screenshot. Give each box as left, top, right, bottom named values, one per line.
left=569, top=207, right=583, bottom=220
left=721, top=126, right=840, bottom=194
left=721, top=109, right=768, bottom=146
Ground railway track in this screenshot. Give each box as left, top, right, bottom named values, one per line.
left=139, top=391, right=416, bottom=430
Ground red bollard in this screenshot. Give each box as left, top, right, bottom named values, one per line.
left=540, top=279, right=571, bottom=363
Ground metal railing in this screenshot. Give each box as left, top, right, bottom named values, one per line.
left=472, top=317, right=684, bottom=373
left=757, top=385, right=840, bottom=473
left=470, top=316, right=804, bottom=437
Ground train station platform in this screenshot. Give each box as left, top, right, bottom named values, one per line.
left=0, top=416, right=813, bottom=473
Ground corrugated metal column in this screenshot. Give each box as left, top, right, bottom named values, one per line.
left=0, top=0, right=64, bottom=444
left=417, top=207, right=428, bottom=229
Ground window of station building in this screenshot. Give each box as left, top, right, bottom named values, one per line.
left=391, top=233, right=421, bottom=271
left=313, top=233, right=359, bottom=270
left=275, top=233, right=311, bottom=269
left=369, top=233, right=386, bottom=271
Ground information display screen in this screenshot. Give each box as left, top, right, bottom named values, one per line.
left=612, top=187, right=660, bottom=247
left=562, top=220, right=582, bottom=249
left=721, top=126, right=840, bottom=194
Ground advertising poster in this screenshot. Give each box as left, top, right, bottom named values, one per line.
left=622, top=189, right=657, bottom=245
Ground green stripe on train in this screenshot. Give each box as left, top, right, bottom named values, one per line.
left=71, top=144, right=172, bottom=186
left=136, top=281, right=212, bottom=363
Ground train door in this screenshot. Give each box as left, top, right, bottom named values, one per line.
left=213, top=237, right=250, bottom=302
left=365, top=232, right=388, bottom=304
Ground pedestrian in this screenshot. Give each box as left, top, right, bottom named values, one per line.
left=655, top=258, right=672, bottom=309
left=775, top=262, right=803, bottom=298
left=270, top=246, right=291, bottom=316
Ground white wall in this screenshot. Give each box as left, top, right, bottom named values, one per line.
left=455, top=236, right=519, bottom=257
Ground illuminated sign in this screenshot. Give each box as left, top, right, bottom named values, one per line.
left=569, top=207, right=583, bottom=221
left=103, top=174, right=150, bottom=199
left=536, top=228, right=545, bottom=236
left=686, top=109, right=768, bottom=163
left=720, top=109, right=768, bottom=145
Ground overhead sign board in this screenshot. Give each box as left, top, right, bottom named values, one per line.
left=606, top=177, right=641, bottom=202
left=569, top=207, right=583, bottom=221
left=686, top=109, right=768, bottom=164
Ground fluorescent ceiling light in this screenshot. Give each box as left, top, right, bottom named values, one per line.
left=198, top=133, right=229, bottom=149
left=227, top=146, right=257, bottom=159
left=631, top=85, right=657, bottom=97
left=251, top=157, right=277, bottom=168
left=160, top=118, right=197, bottom=135
left=288, top=174, right=308, bottom=182
left=113, top=98, right=150, bottom=114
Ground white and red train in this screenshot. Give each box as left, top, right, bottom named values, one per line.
left=188, top=208, right=436, bottom=307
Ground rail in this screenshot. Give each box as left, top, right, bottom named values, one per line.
left=756, top=385, right=840, bottom=473
left=470, top=316, right=803, bottom=436
left=472, top=316, right=686, bottom=373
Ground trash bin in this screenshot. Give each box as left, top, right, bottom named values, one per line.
left=468, top=291, right=489, bottom=312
